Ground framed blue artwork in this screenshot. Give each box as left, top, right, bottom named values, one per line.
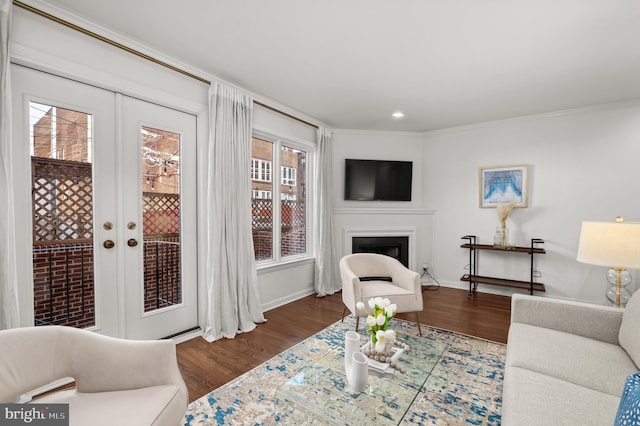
left=479, top=164, right=528, bottom=208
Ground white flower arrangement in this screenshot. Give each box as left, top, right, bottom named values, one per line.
left=356, top=297, right=397, bottom=353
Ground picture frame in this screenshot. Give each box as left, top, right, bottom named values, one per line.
left=479, top=164, right=528, bottom=208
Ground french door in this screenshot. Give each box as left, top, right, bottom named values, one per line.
left=11, top=65, right=197, bottom=339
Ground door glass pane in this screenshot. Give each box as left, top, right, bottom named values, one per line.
left=141, top=127, right=182, bottom=312
left=251, top=138, right=274, bottom=261
left=280, top=145, right=306, bottom=257
left=30, top=102, right=95, bottom=328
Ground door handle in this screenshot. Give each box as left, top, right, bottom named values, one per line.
left=103, top=240, right=115, bottom=249
left=127, top=238, right=139, bottom=247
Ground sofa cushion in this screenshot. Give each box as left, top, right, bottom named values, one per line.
left=35, top=385, right=180, bottom=426
left=507, top=323, right=638, bottom=396
left=502, top=366, right=620, bottom=426
left=615, top=372, right=640, bottom=426
left=619, top=290, right=640, bottom=368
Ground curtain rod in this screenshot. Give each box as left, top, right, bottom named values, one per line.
left=12, top=0, right=319, bottom=130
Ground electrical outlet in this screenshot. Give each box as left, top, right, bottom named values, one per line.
left=422, top=262, right=429, bottom=271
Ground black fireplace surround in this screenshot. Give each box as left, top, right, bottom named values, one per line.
left=351, top=236, right=409, bottom=268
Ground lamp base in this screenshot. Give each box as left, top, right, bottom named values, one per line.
left=606, top=268, right=632, bottom=308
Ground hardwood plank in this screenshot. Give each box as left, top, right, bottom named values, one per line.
left=176, top=287, right=511, bottom=402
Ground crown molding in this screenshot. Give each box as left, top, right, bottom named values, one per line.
left=423, top=98, right=640, bottom=137
left=334, top=98, right=640, bottom=138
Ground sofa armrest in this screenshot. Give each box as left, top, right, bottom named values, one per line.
left=510, top=294, right=624, bottom=345
left=390, top=266, right=421, bottom=293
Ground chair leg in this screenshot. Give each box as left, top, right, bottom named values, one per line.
left=341, top=306, right=347, bottom=323
left=355, top=316, right=360, bottom=332
left=415, top=312, right=422, bottom=337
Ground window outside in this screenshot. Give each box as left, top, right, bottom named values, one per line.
left=250, top=137, right=308, bottom=262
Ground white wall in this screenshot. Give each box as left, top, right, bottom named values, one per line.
left=332, top=131, right=436, bottom=275
left=333, top=102, right=640, bottom=304
left=422, top=101, right=640, bottom=304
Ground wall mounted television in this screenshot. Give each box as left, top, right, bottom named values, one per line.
left=344, top=159, right=413, bottom=201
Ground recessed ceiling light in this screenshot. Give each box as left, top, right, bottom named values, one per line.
left=392, top=111, right=405, bottom=119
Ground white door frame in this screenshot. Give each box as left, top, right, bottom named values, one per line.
left=11, top=64, right=199, bottom=339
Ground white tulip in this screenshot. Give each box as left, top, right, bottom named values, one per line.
left=368, top=298, right=376, bottom=310
left=373, top=297, right=384, bottom=308
left=356, top=301, right=365, bottom=311
left=382, top=298, right=391, bottom=307
left=375, top=339, right=386, bottom=353
left=366, top=315, right=376, bottom=327
left=385, top=304, right=397, bottom=317
left=376, top=314, right=386, bottom=326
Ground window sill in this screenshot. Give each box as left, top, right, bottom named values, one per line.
left=256, top=256, right=315, bottom=274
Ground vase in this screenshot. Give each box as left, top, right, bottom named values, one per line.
left=344, top=330, right=360, bottom=375
left=494, top=225, right=510, bottom=248
left=347, top=352, right=368, bottom=392
left=493, top=226, right=503, bottom=247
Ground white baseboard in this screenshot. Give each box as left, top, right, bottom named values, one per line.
left=170, top=328, right=203, bottom=344
left=262, top=287, right=316, bottom=312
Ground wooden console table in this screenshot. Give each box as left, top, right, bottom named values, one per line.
left=460, top=235, right=545, bottom=299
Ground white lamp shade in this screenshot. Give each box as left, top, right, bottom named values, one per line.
left=577, top=221, right=640, bottom=269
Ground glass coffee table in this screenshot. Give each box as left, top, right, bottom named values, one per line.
left=274, top=331, right=448, bottom=424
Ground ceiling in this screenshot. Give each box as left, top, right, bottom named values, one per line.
left=31, top=0, right=640, bottom=132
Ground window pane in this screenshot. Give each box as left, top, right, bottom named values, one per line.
left=281, top=145, right=306, bottom=257
left=251, top=138, right=273, bottom=261
left=30, top=102, right=95, bottom=328
left=141, top=127, right=182, bottom=312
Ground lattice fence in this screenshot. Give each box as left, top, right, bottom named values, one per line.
left=252, top=199, right=274, bottom=230
left=32, top=158, right=93, bottom=245
left=282, top=200, right=305, bottom=228
left=143, top=192, right=180, bottom=237
left=251, top=199, right=305, bottom=230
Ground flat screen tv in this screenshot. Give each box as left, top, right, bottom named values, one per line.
left=344, top=159, right=412, bottom=201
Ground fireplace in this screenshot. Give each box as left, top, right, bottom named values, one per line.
left=351, top=236, right=409, bottom=268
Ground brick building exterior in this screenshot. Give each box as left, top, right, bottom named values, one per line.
left=31, top=106, right=182, bottom=327
left=251, top=137, right=307, bottom=260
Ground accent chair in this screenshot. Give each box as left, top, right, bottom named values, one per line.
left=340, top=253, right=424, bottom=336
left=0, top=325, right=188, bottom=426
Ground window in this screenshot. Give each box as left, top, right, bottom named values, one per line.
left=251, top=158, right=272, bottom=182
left=250, top=136, right=310, bottom=262
left=252, top=190, right=272, bottom=199
left=281, top=166, right=296, bottom=186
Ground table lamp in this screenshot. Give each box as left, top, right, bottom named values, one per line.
left=576, top=217, right=640, bottom=308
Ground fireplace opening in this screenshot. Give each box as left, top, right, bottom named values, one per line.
left=351, top=236, right=409, bottom=268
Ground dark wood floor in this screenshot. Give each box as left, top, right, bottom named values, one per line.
left=176, top=286, right=511, bottom=402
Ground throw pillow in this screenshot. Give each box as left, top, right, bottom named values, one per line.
left=615, top=372, right=640, bottom=426
left=619, top=290, right=640, bottom=367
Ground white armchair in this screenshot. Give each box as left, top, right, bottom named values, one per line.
left=0, top=326, right=188, bottom=426
left=340, top=253, right=424, bottom=335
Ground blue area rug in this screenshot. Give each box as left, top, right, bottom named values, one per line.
left=184, top=316, right=506, bottom=425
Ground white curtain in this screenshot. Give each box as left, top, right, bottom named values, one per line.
left=314, top=127, right=341, bottom=296
left=203, top=82, right=265, bottom=342
left=0, top=0, right=19, bottom=329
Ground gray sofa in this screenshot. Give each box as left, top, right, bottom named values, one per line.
left=502, top=291, right=640, bottom=425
